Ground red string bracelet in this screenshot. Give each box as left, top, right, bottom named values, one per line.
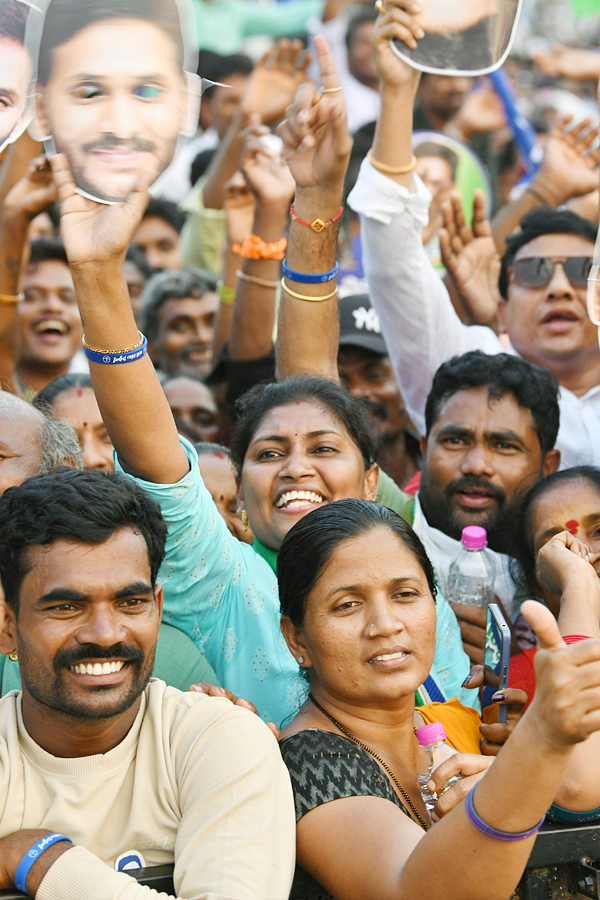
left=563, top=634, right=595, bottom=644
left=289, top=204, right=343, bottom=233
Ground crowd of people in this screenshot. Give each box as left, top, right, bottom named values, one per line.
left=1, top=0, right=600, bottom=897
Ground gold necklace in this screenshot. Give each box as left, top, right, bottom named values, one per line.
left=308, top=693, right=429, bottom=831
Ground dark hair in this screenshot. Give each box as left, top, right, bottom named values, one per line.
left=198, top=49, right=253, bottom=96
left=230, top=376, right=379, bottom=476
left=278, top=498, right=436, bottom=627
left=190, top=148, right=216, bottom=187
left=142, top=198, right=186, bottom=234
left=0, top=0, right=28, bottom=44
left=125, top=243, right=153, bottom=280
left=424, top=351, right=559, bottom=456
left=194, top=441, right=230, bottom=458
left=516, top=466, right=600, bottom=587
left=345, top=6, right=378, bottom=50
left=34, top=373, right=93, bottom=411
left=138, top=266, right=219, bottom=342
left=0, top=468, right=167, bottom=612
left=37, top=0, right=185, bottom=85
left=28, top=236, right=68, bottom=267
left=498, top=207, right=597, bottom=300
left=415, top=141, right=458, bottom=180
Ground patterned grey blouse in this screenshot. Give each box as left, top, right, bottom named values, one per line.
left=279, top=728, right=412, bottom=900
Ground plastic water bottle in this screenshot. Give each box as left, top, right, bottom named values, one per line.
left=446, top=526, right=496, bottom=608
left=416, top=722, right=463, bottom=822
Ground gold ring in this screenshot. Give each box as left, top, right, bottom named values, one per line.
left=375, top=0, right=385, bottom=11
left=321, top=86, right=342, bottom=94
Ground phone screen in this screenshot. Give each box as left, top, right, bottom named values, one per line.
left=481, top=604, right=510, bottom=719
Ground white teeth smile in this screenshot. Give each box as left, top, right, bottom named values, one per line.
left=371, top=652, right=407, bottom=662
left=33, top=319, right=68, bottom=334
left=69, top=661, right=125, bottom=675
left=276, top=490, right=325, bottom=509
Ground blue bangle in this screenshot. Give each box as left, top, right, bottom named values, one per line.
left=84, top=335, right=148, bottom=365
left=14, top=833, right=73, bottom=893
left=465, top=786, right=545, bottom=842
left=281, top=258, right=339, bottom=284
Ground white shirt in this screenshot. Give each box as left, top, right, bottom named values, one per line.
left=348, top=158, right=600, bottom=469
left=412, top=495, right=517, bottom=617
left=154, top=129, right=219, bottom=205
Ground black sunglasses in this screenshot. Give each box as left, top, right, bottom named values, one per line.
left=512, top=256, right=592, bottom=289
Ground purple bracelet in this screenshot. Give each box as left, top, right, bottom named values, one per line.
left=465, top=786, right=545, bottom=841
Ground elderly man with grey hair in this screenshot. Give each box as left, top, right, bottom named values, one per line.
left=0, top=391, right=81, bottom=495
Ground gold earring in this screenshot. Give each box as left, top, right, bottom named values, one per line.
left=9, top=650, right=18, bottom=662
left=241, top=510, right=249, bottom=532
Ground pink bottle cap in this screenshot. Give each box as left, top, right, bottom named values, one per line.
left=416, top=722, right=447, bottom=746
left=461, top=525, right=487, bottom=550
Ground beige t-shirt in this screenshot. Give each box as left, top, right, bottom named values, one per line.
left=0, top=680, right=295, bottom=900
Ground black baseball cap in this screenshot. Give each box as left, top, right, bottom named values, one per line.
left=338, top=293, right=388, bottom=356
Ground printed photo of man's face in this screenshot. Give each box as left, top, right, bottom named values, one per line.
left=31, top=0, right=197, bottom=203
left=0, top=0, right=32, bottom=152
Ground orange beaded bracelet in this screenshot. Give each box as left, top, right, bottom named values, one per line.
left=231, top=235, right=287, bottom=260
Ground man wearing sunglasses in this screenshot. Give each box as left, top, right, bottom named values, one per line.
left=351, top=162, right=599, bottom=473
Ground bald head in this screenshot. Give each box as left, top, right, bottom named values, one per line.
left=0, top=392, right=81, bottom=494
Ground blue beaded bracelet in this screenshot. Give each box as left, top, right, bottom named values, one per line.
left=281, top=258, right=338, bottom=284
left=84, top=335, right=148, bottom=365
left=14, top=833, right=72, bottom=894
left=465, top=786, right=545, bottom=842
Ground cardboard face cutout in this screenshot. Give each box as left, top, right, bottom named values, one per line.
left=0, top=0, right=35, bottom=153
left=413, top=131, right=493, bottom=219
left=391, top=0, right=522, bottom=77
left=26, top=0, right=200, bottom=203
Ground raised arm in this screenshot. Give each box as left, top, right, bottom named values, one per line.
left=228, top=124, right=294, bottom=361
left=0, top=155, right=57, bottom=393
left=276, top=35, right=352, bottom=381
left=535, top=533, right=600, bottom=816
left=492, top=115, right=600, bottom=254
left=51, top=156, right=188, bottom=484
left=203, top=42, right=309, bottom=211
left=347, top=0, right=501, bottom=434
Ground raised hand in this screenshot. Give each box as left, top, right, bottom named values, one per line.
left=240, top=123, right=295, bottom=209
left=536, top=530, right=598, bottom=598
left=50, top=153, right=153, bottom=269
left=533, top=44, right=600, bottom=82
left=439, top=190, right=501, bottom=329
left=522, top=600, right=600, bottom=747
left=2, top=155, right=57, bottom=223
left=531, top=115, right=600, bottom=208
left=241, top=40, right=310, bottom=127
left=372, top=0, right=424, bottom=88
left=223, top=170, right=255, bottom=246
left=277, top=35, right=352, bottom=193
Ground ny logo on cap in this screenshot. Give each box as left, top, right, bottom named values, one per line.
left=352, top=307, right=381, bottom=333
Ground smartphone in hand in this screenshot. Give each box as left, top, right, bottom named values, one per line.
left=481, top=603, right=511, bottom=723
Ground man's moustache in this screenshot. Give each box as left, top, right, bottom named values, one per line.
left=445, top=476, right=505, bottom=504
left=362, top=398, right=389, bottom=422
left=54, top=643, right=145, bottom=669
left=83, top=135, right=156, bottom=154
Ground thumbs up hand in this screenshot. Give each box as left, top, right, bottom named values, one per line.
left=521, top=600, right=600, bottom=747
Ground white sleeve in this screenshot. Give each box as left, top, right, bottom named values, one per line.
left=348, top=159, right=503, bottom=435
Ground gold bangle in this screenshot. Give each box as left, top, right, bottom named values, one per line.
left=0, top=293, right=22, bottom=305
left=281, top=277, right=337, bottom=302
left=219, top=284, right=236, bottom=307
left=367, top=149, right=417, bottom=175
left=236, top=270, right=279, bottom=289
left=82, top=330, right=144, bottom=354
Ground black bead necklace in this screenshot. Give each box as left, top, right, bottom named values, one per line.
left=308, top=693, right=429, bottom=831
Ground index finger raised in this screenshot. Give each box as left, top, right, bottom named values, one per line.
left=313, top=34, right=341, bottom=93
